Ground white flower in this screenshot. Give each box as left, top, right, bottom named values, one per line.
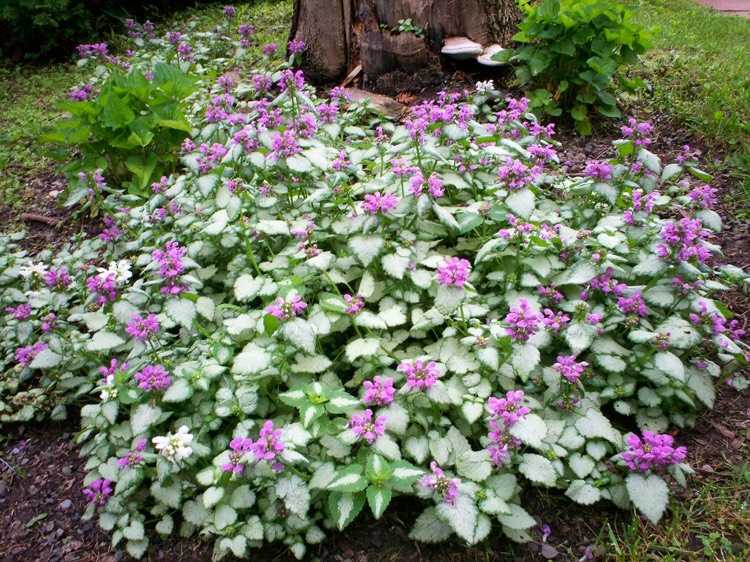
left=99, top=374, right=118, bottom=401
left=98, top=259, right=132, bottom=285
left=475, top=80, right=495, bottom=94
left=19, top=262, right=48, bottom=279
left=153, top=425, right=194, bottom=462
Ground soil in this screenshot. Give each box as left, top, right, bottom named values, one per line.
left=1, top=88, right=749, bottom=561
left=0, top=165, right=101, bottom=254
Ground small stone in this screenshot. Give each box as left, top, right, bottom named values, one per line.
left=60, top=499, right=73, bottom=510
left=540, top=544, right=559, bottom=559
left=62, top=466, right=72, bottom=476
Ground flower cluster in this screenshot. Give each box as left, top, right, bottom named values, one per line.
left=398, top=359, right=441, bottom=391
left=349, top=409, right=387, bottom=444
left=621, top=431, right=687, bottom=473
left=134, top=364, right=172, bottom=392
left=436, top=257, right=471, bottom=287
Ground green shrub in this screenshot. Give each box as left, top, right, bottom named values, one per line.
left=510, top=0, right=651, bottom=134
left=42, top=63, right=197, bottom=204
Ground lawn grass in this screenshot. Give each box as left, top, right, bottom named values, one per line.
left=601, top=463, right=750, bottom=561
left=623, top=0, right=750, bottom=212
left=0, top=0, right=293, bottom=210
left=0, top=64, right=86, bottom=207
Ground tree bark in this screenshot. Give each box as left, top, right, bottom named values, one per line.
left=289, top=0, right=521, bottom=83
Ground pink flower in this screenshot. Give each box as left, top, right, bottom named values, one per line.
left=5, top=304, right=32, bottom=320
left=126, top=313, right=160, bottom=341
left=251, top=421, right=285, bottom=471
left=134, top=364, right=171, bottom=392
left=504, top=299, right=542, bottom=342
left=498, top=158, right=540, bottom=190
left=86, top=273, right=118, bottom=308
left=621, top=431, right=687, bottom=473
left=44, top=266, right=72, bottom=289
left=617, top=292, right=648, bottom=317
left=262, top=42, right=278, bottom=56
left=288, top=39, right=306, bottom=54
left=553, top=355, right=588, bottom=383
left=542, top=309, right=570, bottom=332
left=420, top=461, right=459, bottom=505
left=362, top=192, right=399, bottom=215
left=436, top=257, right=471, bottom=288
left=584, top=160, right=613, bottom=181
left=221, top=437, right=253, bottom=474
left=398, top=359, right=441, bottom=391
left=15, top=342, right=47, bottom=367
left=362, top=376, right=395, bottom=406
left=344, top=293, right=365, bottom=315
left=118, top=438, right=147, bottom=469
left=487, top=390, right=529, bottom=427
left=266, top=295, right=307, bottom=320
left=350, top=409, right=387, bottom=444
left=83, top=479, right=112, bottom=506
left=486, top=419, right=522, bottom=467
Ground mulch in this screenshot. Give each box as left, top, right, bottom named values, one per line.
left=1, top=89, right=749, bottom=562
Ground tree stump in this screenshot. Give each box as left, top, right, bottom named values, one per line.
left=289, top=0, right=521, bottom=83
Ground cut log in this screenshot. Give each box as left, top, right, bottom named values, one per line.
left=290, top=0, right=521, bottom=83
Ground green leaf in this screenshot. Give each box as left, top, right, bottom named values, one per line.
left=626, top=473, right=669, bottom=524
left=162, top=378, right=192, bottom=403
left=565, top=480, right=601, bottom=505
left=456, top=450, right=492, bottom=482
left=29, top=348, right=62, bottom=369
left=328, top=492, right=365, bottom=530
left=86, top=331, right=125, bottom=352
left=409, top=507, right=453, bottom=543
left=498, top=503, right=537, bottom=530
left=215, top=504, right=238, bottom=530
left=166, top=298, right=196, bottom=328
left=327, top=465, right=367, bottom=493
left=366, top=485, right=392, bottom=519
left=519, top=453, right=557, bottom=486
left=505, top=189, right=535, bottom=218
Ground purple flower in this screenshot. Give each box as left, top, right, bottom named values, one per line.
left=617, top=291, right=648, bottom=317
left=584, top=160, right=613, bottom=181
left=15, top=342, right=47, bottom=367
left=436, top=257, right=471, bottom=288
left=504, top=299, right=542, bottom=342
left=350, top=409, right=387, bottom=444
left=498, top=158, right=540, bottom=190
left=269, top=130, right=301, bottom=161
left=239, top=24, right=255, bottom=38
left=553, top=355, right=588, bottom=383
left=41, top=313, right=57, bottom=333
left=620, top=117, right=653, bottom=146
left=262, top=42, right=278, bottom=56
left=688, top=184, right=718, bottom=209
left=251, top=420, right=285, bottom=471
left=83, top=479, right=112, bottom=506
left=134, top=364, right=172, bottom=392
left=177, top=42, right=193, bottom=61
left=167, top=31, right=182, bottom=44
left=278, top=69, right=305, bottom=92
left=99, top=216, right=121, bottom=243
left=332, top=149, right=350, bottom=171
left=126, top=313, right=160, bottom=341
left=99, top=358, right=128, bottom=380
left=5, top=304, right=32, bottom=320
left=197, top=142, right=228, bottom=172
left=542, top=308, right=570, bottom=332
left=362, top=376, right=395, bottom=406
left=486, top=418, right=522, bottom=467
left=44, top=266, right=72, bottom=289
left=487, top=390, right=529, bottom=427
left=223, top=5, right=236, bottom=18
left=398, top=359, right=441, bottom=391
left=266, top=295, right=307, bottom=320
left=77, top=43, right=108, bottom=59
left=362, top=192, right=399, bottom=215
left=420, top=461, right=459, bottom=505
left=344, top=293, right=365, bottom=315
left=288, top=39, right=306, bottom=54
left=221, top=437, right=253, bottom=474
left=118, top=438, right=147, bottom=469
left=86, top=273, right=118, bottom=308
left=621, top=431, right=687, bottom=473
left=68, top=84, right=94, bottom=101
left=589, top=268, right=626, bottom=296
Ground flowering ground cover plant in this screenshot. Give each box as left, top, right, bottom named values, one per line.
left=1, top=8, right=749, bottom=560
